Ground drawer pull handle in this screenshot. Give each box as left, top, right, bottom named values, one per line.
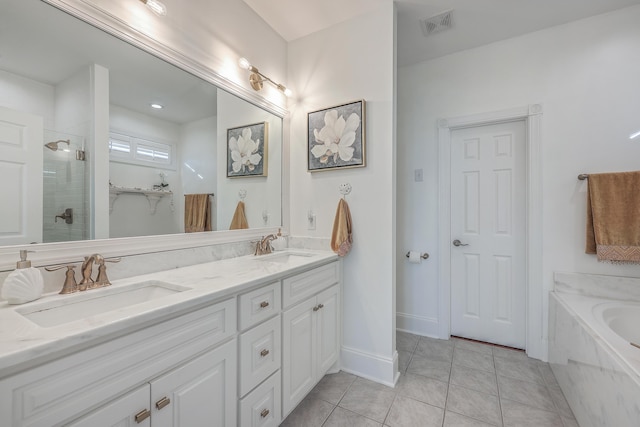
left=260, top=301, right=270, bottom=308
left=134, top=409, right=151, bottom=423
left=260, top=349, right=270, bottom=357
left=156, top=396, right=171, bottom=410
left=261, top=408, right=270, bottom=418
left=313, top=303, right=325, bottom=311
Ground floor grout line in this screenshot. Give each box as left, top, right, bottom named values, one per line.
left=283, top=333, right=576, bottom=426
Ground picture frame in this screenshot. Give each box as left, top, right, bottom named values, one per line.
left=307, top=100, right=366, bottom=172
left=227, top=121, right=268, bottom=178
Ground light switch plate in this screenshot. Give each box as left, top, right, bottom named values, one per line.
left=414, top=169, right=424, bottom=182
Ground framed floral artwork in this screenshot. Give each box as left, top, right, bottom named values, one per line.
left=227, top=121, right=268, bottom=178
left=308, top=100, right=366, bottom=172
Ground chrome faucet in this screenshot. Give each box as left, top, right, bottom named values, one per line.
left=254, top=234, right=277, bottom=256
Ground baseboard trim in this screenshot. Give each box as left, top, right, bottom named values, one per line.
left=340, top=345, right=397, bottom=387
left=396, top=312, right=440, bottom=337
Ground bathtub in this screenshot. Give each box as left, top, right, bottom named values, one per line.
left=549, top=274, right=640, bottom=427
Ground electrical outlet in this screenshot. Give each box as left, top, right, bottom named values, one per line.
left=307, top=214, right=316, bottom=230
left=414, top=168, right=424, bottom=182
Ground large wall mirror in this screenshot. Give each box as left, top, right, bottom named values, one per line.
left=0, top=0, right=283, bottom=248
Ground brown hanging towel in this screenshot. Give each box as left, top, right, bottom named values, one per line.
left=229, top=201, right=249, bottom=230
left=184, top=194, right=212, bottom=233
left=331, top=198, right=353, bottom=256
left=586, top=171, right=640, bottom=263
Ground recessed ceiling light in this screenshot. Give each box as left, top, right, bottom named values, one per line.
left=151, top=103, right=163, bottom=109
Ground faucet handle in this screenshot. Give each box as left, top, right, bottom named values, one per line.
left=95, top=257, right=120, bottom=287
left=45, top=264, right=78, bottom=294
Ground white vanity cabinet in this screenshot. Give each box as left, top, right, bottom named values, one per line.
left=68, top=340, right=237, bottom=427
left=282, top=262, right=340, bottom=417
left=0, top=255, right=341, bottom=427
left=0, top=298, right=237, bottom=427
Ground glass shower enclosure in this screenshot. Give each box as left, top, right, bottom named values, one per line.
left=42, top=130, right=88, bottom=243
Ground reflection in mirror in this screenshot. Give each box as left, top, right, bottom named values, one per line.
left=0, top=0, right=282, bottom=246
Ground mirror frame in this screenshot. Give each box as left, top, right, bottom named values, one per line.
left=0, top=0, right=290, bottom=270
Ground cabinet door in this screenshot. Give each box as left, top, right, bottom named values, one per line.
left=316, top=285, right=340, bottom=376
left=282, top=297, right=317, bottom=417
left=67, top=384, right=150, bottom=427
left=151, top=339, right=237, bottom=427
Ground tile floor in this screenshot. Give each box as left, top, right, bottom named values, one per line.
left=281, top=332, right=578, bottom=427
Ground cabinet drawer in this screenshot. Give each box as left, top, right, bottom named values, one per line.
left=239, top=282, right=281, bottom=331
left=0, top=299, right=236, bottom=427
left=240, top=371, right=281, bottom=427
left=239, top=315, right=281, bottom=396
left=282, top=262, right=339, bottom=308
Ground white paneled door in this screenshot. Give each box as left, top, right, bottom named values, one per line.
left=450, top=120, right=526, bottom=349
left=0, top=107, right=43, bottom=245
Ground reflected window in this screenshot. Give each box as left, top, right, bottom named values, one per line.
left=109, top=132, right=174, bottom=169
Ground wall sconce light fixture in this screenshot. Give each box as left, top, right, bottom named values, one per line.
left=238, top=57, right=292, bottom=97
left=139, top=0, right=167, bottom=16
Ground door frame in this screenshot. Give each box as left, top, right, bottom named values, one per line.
left=437, top=105, right=543, bottom=358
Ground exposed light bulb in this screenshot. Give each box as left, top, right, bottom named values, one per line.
left=140, top=0, right=167, bottom=16
left=238, top=57, right=251, bottom=70
left=276, top=83, right=292, bottom=97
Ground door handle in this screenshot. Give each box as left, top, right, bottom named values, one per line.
left=452, top=239, right=469, bottom=247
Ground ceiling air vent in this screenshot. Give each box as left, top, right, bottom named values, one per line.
left=420, top=10, right=453, bottom=37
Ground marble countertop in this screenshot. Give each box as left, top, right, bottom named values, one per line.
left=0, top=249, right=337, bottom=378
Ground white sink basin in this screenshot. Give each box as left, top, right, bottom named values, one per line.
left=255, top=251, right=316, bottom=263
left=16, top=281, right=190, bottom=328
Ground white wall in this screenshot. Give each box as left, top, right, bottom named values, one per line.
left=0, top=70, right=55, bottom=128
left=217, top=91, right=282, bottom=230
left=81, top=0, right=288, bottom=110
left=180, top=116, right=218, bottom=230
left=397, top=5, right=640, bottom=360
left=109, top=104, right=181, bottom=237
left=288, top=4, right=397, bottom=385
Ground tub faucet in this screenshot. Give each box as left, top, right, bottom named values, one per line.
left=255, top=235, right=277, bottom=256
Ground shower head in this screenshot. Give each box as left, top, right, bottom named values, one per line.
left=44, top=139, right=70, bottom=151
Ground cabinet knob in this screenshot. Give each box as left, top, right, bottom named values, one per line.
left=260, top=408, right=270, bottom=418
left=313, top=303, right=324, bottom=311
left=318, top=303, right=324, bottom=310
left=259, top=301, right=269, bottom=308
left=260, top=349, right=270, bottom=357
left=156, top=396, right=171, bottom=410
left=134, top=409, right=151, bottom=423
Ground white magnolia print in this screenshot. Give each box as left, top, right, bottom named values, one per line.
left=311, top=110, right=360, bottom=165
left=229, top=127, right=262, bottom=173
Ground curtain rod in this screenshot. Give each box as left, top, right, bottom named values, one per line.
left=578, top=174, right=589, bottom=180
